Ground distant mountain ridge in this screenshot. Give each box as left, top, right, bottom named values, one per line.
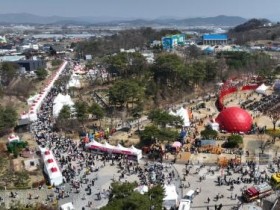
left=0, top=13, right=247, bottom=26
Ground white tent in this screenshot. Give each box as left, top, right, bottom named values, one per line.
left=85, top=142, right=142, bottom=161
left=53, top=94, right=75, bottom=118
left=176, top=107, right=190, bottom=127
left=130, top=145, right=143, bottom=160
left=256, top=84, right=268, bottom=95
left=104, top=141, right=115, bottom=150
left=208, top=122, right=220, bottom=131
left=60, top=202, right=75, bottom=210
left=163, top=184, right=179, bottom=210
left=168, top=110, right=177, bottom=116
left=67, top=74, right=81, bottom=89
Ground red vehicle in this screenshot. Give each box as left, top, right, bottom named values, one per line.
left=242, top=183, right=272, bottom=202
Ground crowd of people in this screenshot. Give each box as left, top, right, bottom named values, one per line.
left=244, top=94, right=280, bottom=113
left=27, top=64, right=182, bottom=209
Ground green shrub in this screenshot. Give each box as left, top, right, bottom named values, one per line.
left=200, top=128, right=218, bottom=139
left=223, top=134, right=243, bottom=148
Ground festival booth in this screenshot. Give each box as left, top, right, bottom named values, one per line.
left=163, top=184, right=179, bottom=210
left=40, top=147, right=63, bottom=186
left=85, top=141, right=142, bottom=161
left=23, top=61, right=68, bottom=122
left=8, top=133, right=20, bottom=143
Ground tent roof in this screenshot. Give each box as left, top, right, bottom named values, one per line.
left=163, top=184, right=178, bottom=201
left=256, top=83, right=268, bottom=94
left=60, top=202, right=75, bottom=210
left=176, top=107, right=190, bottom=127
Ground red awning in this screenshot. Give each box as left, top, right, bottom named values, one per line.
left=51, top=167, right=58, bottom=172
left=47, top=159, right=54, bottom=163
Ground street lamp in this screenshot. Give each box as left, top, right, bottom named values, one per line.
left=149, top=194, right=155, bottom=210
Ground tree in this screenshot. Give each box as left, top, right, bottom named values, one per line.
left=139, top=125, right=160, bottom=146
left=185, top=45, right=202, bottom=60
left=148, top=185, right=165, bottom=210
left=74, top=101, right=88, bottom=123
left=0, top=62, right=18, bottom=86
left=139, top=125, right=179, bottom=146
left=0, top=105, right=18, bottom=136
left=107, top=52, right=147, bottom=79
left=259, top=139, right=271, bottom=154
left=51, top=59, right=63, bottom=67
left=269, top=113, right=280, bottom=131
left=109, top=80, right=144, bottom=111
left=200, top=127, right=218, bottom=139
left=152, top=53, right=185, bottom=87
left=36, top=68, right=48, bottom=80
left=148, top=109, right=183, bottom=128
left=58, top=105, right=71, bottom=120
left=223, top=134, right=243, bottom=148
left=101, top=182, right=164, bottom=210
left=88, top=102, right=105, bottom=126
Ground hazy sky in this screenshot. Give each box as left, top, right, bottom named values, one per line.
left=1, top=0, right=280, bottom=20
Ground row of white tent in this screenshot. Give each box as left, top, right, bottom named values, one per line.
left=85, top=140, right=142, bottom=161
left=21, top=61, right=68, bottom=121
left=40, top=147, right=63, bottom=186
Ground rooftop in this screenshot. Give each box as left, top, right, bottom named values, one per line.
left=202, top=34, right=228, bottom=40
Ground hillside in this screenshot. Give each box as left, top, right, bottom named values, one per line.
left=229, top=19, right=280, bottom=44
left=0, top=13, right=246, bottom=27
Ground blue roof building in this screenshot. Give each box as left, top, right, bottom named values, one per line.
left=202, top=34, right=228, bottom=45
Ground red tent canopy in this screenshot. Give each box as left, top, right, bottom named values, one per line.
left=47, top=159, right=54, bottom=163
left=51, top=167, right=58, bottom=172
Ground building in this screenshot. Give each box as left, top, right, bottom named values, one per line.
left=15, top=59, right=45, bottom=72
left=85, top=54, right=92, bottom=60
left=0, top=55, right=25, bottom=62
left=162, top=34, right=185, bottom=50
left=0, top=36, right=7, bottom=44
left=202, top=34, right=228, bottom=45
left=141, top=51, right=154, bottom=64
